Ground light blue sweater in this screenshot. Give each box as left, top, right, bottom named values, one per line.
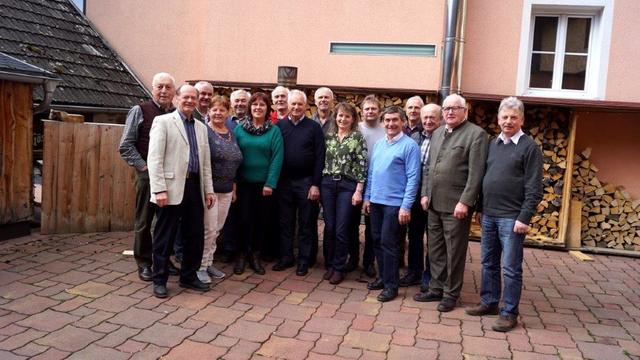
left=364, top=134, right=421, bottom=210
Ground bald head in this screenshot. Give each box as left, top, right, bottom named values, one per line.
left=421, top=103, right=442, bottom=134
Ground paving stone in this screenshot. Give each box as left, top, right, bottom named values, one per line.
left=91, top=322, right=120, bottom=334
left=30, top=347, right=70, bottom=360
left=35, top=325, right=103, bottom=352
left=388, top=344, right=438, bottom=360
left=277, top=278, right=317, bottom=293
left=507, top=332, right=533, bottom=352
left=11, top=341, right=48, bottom=357
left=66, top=344, right=129, bottom=360
left=74, top=309, right=116, bottom=328
left=16, top=309, right=80, bottom=332
left=0, top=295, right=59, bottom=315
left=256, top=335, right=314, bottom=359
left=557, top=347, right=586, bottom=360
left=351, top=314, right=375, bottom=331
left=51, top=295, right=93, bottom=312
left=511, top=351, right=559, bottom=359
left=527, top=328, right=576, bottom=348
left=96, top=325, right=140, bottom=347
left=577, top=341, right=628, bottom=360
left=0, top=324, right=26, bottom=336
left=343, top=329, right=391, bottom=352
left=586, top=323, right=632, bottom=340
left=336, top=344, right=363, bottom=359
left=416, top=323, right=461, bottom=343
left=0, top=313, right=26, bottom=329
left=463, top=335, right=511, bottom=358
left=376, top=310, right=419, bottom=329
left=0, top=350, right=27, bottom=359
left=192, top=305, right=243, bottom=325
left=48, top=270, right=96, bottom=285
left=238, top=290, right=283, bottom=308
left=165, top=291, right=214, bottom=310
left=0, top=328, right=46, bottom=350
left=312, top=334, right=342, bottom=355
left=129, top=344, right=169, bottom=360
left=223, top=319, right=276, bottom=342
left=617, top=339, right=640, bottom=357
left=275, top=319, right=305, bottom=337
left=303, top=316, right=350, bottom=336
left=269, top=302, right=315, bottom=322
left=133, top=322, right=194, bottom=347
left=0, top=281, right=41, bottom=299
left=538, top=311, right=582, bottom=327
left=212, top=335, right=239, bottom=347
left=163, top=339, right=227, bottom=359
left=66, top=281, right=117, bottom=298
left=392, top=327, right=417, bottom=346
left=307, top=289, right=347, bottom=304
left=108, top=307, right=164, bottom=329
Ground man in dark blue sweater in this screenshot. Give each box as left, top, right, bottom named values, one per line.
left=274, top=90, right=326, bottom=276
left=465, top=96, right=543, bottom=332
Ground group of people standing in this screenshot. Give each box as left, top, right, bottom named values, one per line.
left=119, top=71, right=543, bottom=333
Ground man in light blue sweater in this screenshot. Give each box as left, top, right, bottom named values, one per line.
left=363, top=106, right=421, bottom=302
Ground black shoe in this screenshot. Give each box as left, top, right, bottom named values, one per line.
left=420, top=282, right=430, bottom=293
left=367, top=278, right=384, bottom=290
left=179, top=279, right=210, bottom=292
left=363, top=264, right=376, bottom=278
left=399, top=272, right=421, bottom=287
left=437, top=298, right=457, bottom=312
left=272, top=260, right=294, bottom=271
left=233, top=257, right=246, bottom=275
left=377, top=288, right=398, bottom=302
left=329, top=271, right=345, bottom=285
left=323, top=268, right=334, bottom=280
left=413, top=290, right=443, bottom=302
left=248, top=255, right=265, bottom=275
left=168, top=260, right=180, bottom=276
left=296, top=263, right=309, bottom=276
left=153, top=284, right=168, bottom=298
left=138, top=266, right=152, bottom=282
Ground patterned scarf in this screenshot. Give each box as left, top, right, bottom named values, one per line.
left=240, top=116, right=272, bottom=136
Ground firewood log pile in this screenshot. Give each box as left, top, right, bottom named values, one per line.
left=571, top=148, right=640, bottom=250
left=467, top=102, right=572, bottom=242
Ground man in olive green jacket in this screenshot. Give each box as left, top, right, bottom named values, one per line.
left=414, top=94, right=488, bottom=312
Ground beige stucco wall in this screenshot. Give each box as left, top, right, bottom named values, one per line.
left=461, top=0, right=523, bottom=96
left=605, top=1, right=640, bottom=102
left=87, top=0, right=444, bottom=91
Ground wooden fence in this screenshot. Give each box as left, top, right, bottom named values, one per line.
left=0, top=80, right=33, bottom=227
left=41, top=121, right=135, bottom=233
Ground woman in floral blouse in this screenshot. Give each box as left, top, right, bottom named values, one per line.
left=321, top=102, right=368, bottom=285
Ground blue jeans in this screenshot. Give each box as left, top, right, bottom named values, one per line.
left=480, top=215, right=525, bottom=316
left=321, top=176, right=358, bottom=272
left=370, top=203, right=401, bottom=290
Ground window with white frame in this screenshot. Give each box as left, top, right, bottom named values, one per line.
left=517, top=1, right=613, bottom=100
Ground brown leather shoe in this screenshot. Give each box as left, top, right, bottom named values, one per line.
left=465, top=303, right=499, bottom=316
left=492, top=314, right=517, bottom=332
left=329, top=271, right=344, bottom=285
left=323, top=268, right=334, bottom=280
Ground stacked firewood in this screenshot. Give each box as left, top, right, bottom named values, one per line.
left=468, top=103, right=571, bottom=241
left=571, top=148, right=640, bottom=250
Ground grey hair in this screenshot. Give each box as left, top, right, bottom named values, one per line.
left=176, top=84, right=198, bottom=97
left=194, top=81, right=213, bottom=90
left=151, top=72, right=175, bottom=88
left=381, top=105, right=407, bottom=122
left=314, top=87, right=334, bottom=100
left=498, top=96, right=524, bottom=116
left=442, top=93, right=466, bottom=107
left=271, top=86, right=289, bottom=98
left=405, top=95, right=425, bottom=108
left=288, top=89, right=307, bottom=104
left=230, top=89, right=251, bottom=102
left=422, top=103, right=442, bottom=116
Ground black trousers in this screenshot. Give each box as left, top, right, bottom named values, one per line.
left=278, top=176, right=319, bottom=265
left=134, top=170, right=154, bottom=268
left=152, top=177, right=204, bottom=285
left=237, top=182, right=274, bottom=256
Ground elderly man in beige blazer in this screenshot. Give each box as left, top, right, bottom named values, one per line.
left=147, top=84, right=214, bottom=298
left=414, top=94, right=488, bottom=312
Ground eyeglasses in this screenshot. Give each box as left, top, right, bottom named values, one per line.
left=442, top=106, right=465, bottom=112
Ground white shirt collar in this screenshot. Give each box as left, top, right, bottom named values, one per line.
left=386, top=131, right=404, bottom=144
left=498, top=129, right=525, bottom=145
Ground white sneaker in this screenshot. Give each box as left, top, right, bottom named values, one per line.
left=207, top=265, right=226, bottom=279
left=196, top=270, right=211, bottom=284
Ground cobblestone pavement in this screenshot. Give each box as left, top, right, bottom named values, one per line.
left=0, top=231, right=639, bottom=359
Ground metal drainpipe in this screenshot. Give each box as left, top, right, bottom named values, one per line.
left=439, top=0, right=467, bottom=101
left=33, top=79, right=60, bottom=115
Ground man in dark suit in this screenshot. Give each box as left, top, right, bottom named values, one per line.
left=414, top=94, right=488, bottom=312
left=147, top=84, right=215, bottom=298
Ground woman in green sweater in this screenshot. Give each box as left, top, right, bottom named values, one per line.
left=233, top=92, right=284, bottom=275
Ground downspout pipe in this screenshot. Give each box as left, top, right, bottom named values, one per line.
left=439, top=0, right=467, bottom=101
left=33, top=79, right=60, bottom=115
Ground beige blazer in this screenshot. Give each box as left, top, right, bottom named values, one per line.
left=147, top=110, right=213, bottom=205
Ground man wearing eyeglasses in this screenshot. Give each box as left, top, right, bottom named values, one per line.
left=414, top=94, right=488, bottom=313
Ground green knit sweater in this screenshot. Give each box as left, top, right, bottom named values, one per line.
left=233, top=124, right=284, bottom=188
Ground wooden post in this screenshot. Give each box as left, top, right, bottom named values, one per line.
left=557, top=112, right=578, bottom=247
left=567, top=199, right=583, bottom=249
